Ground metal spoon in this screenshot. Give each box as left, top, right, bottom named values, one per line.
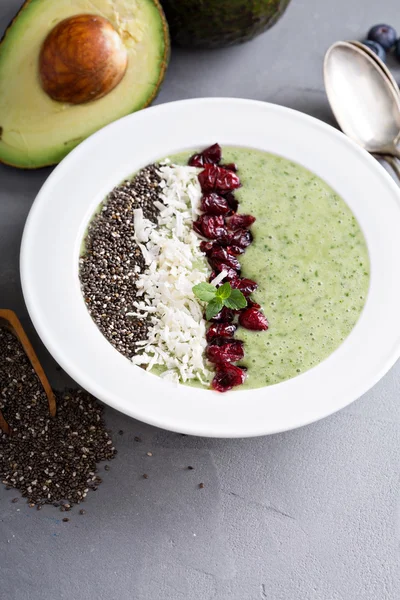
left=350, top=40, right=399, bottom=94
left=324, top=41, right=400, bottom=178
left=347, top=41, right=400, bottom=177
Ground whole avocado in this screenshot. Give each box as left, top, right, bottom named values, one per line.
left=161, top=0, right=291, bottom=48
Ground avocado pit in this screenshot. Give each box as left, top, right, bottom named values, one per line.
left=39, top=14, right=128, bottom=104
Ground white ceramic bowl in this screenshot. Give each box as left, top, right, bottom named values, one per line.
left=21, top=98, right=400, bottom=438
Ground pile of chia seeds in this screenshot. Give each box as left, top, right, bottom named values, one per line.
left=79, top=164, right=162, bottom=359
left=0, top=327, right=115, bottom=507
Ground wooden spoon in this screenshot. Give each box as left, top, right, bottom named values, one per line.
left=0, top=309, right=56, bottom=435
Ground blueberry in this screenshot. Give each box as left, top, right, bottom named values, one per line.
left=361, top=40, right=386, bottom=62
left=367, top=24, right=397, bottom=50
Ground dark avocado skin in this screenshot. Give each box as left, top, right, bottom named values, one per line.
left=161, top=0, right=291, bottom=49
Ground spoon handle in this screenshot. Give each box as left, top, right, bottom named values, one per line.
left=382, top=155, right=400, bottom=181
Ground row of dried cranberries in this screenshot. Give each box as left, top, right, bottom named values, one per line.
left=190, top=144, right=268, bottom=393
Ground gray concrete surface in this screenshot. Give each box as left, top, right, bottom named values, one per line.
left=1, top=0, right=400, bottom=598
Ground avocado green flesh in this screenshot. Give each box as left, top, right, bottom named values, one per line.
left=161, top=0, right=291, bottom=48
left=0, top=0, right=169, bottom=168
left=168, top=147, right=370, bottom=389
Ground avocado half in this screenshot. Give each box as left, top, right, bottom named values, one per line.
left=0, top=0, right=169, bottom=168
left=161, top=0, right=291, bottom=49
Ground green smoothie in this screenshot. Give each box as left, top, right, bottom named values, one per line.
left=169, top=147, right=370, bottom=388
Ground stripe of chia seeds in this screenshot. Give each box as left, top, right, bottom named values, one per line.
left=79, top=164, right=162, bottom=359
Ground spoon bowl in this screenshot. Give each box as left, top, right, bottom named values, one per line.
left=324, top=41, right=400, bottom=157
left=346, top=41, right=400, bottom=178
left=350, top=40, right=399, bottom=94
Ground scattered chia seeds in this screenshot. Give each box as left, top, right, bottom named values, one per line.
left=143, top=473, right=149, bottom=479
left=79, top=164, right=162, bottom=359
left=199, top=483, right=205, bottom=489
left=0, top=327, right=116, bottom=506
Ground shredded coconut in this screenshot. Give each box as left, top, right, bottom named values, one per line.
left=211, top=270, right=228, bottom=287
left=129, top=164, right=213, bottom=384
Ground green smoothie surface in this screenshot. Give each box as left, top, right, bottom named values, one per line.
left=169, top=147, right=370, bottom=388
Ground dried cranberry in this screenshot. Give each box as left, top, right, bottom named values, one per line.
left=247, top=299, right=261, bottom=310
left=211, top=260, right=241, bottom=275
left=208, top=247, right=241, bottom=271
left=224, top=192, right=239, bottom=212
left=212, top=363, right=246, bottom=392
left=198, top=164, right=241, bottom=194
left=230, top=278, right=258, bottom=296
left=197, top=165, right=220, bottom=192
left=209, top=307, right=235, bottom=322
left=202, top=143, right=222, bottom=164
left=226, top=214, right=256, bottom=230
left=239, top=308, right=269, bottom=331
left=188, top=143, right=222, bottom=168
left=202, top=242, right=239, bottom=258
left=206, top=340, right=244, bottom=364
left=201, top=193, right=231, bottom=215
left=201, top=242, right=217, bottom=256
left=189, top=154, right=206, bottom=168
left=193, top=215, right=227, bottom=239
left=206, top=323, right=237, bottom=342
left=193, top=220, right=205, bottom=237
left=200, top=241, right=214, bottom=254
left=217, top=231, right=234, bottom=246
left=228, top=245, right=245, bottom=255
left=227, top=229, right=253, bottom=249
left=221, top=163, right=238, bottom=172
left=214, top=168, right=241, bottom=193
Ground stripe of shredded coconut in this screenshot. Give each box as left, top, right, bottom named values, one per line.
left=130, top=163, right=213, bottom=384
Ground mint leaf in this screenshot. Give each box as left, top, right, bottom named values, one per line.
left=206, top=297, right=223, bottom=320
left=193, top=282, right=217, bottom=302
left=224, top=289, right=247, bottom=310
left=215, top=282, right=232, bottom=300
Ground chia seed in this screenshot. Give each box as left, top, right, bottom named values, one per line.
left=0, top=327, right=116, bottom=506
left=79, top=164, right=162, bottom=358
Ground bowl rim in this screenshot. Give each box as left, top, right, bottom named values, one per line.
left=20, top=97, right=400, bottom=438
